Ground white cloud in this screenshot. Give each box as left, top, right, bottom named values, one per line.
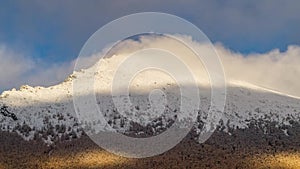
left=0, top=45, right=34, bottom=90
left=1, top=35, right=300, bottom=98
left=216, top=43, right=300, bottom=97
left=95, top=35, right=300, bottom=97
left=25, top=62, right=74, bottom=87
left=0, top=44, right=73, bottom=91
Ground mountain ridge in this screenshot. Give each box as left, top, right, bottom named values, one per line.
left=0, top=55, right=300, bottom=145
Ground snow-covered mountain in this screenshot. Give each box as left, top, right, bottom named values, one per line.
left=1, top=54, right=300, bottom=145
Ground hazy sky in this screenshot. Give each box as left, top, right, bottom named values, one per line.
left=0, top=1, right=300, bottom=91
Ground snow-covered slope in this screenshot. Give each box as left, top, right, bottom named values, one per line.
left=1, top=55, right=300, bottom=145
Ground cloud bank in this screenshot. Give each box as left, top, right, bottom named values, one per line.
left=217, top=43, right=300, bottom=97
left=1, top=35, right=300, bottom=98
left=0, top=45, right=34, bottom=90
left=0, top=44, right=73, bottom=91
left=96, top=35, right=300, bottom=97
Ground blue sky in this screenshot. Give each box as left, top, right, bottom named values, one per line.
left=0, top=0, right=300, bottom=91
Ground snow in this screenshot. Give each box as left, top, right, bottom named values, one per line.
left=0, top=54, right=300, bottom=144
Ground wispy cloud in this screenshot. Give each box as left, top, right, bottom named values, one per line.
left=0, top=45, right=34, bottom=90
left=0, top=44, right=73, bottom=91
left=94, top=35, right=300, bottom=97
left=217, top=43, right=300, bottom=97
left=1, top=35, right=300, bottom=98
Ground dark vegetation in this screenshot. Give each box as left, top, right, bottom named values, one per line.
left=0, top=105, right=17, bottom=121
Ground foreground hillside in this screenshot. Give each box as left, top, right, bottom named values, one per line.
left=1, top=81, right=300, bottom=168
left=1, top=122, right=300, bottom=169
left=1, top=79, right=300, bottom=146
